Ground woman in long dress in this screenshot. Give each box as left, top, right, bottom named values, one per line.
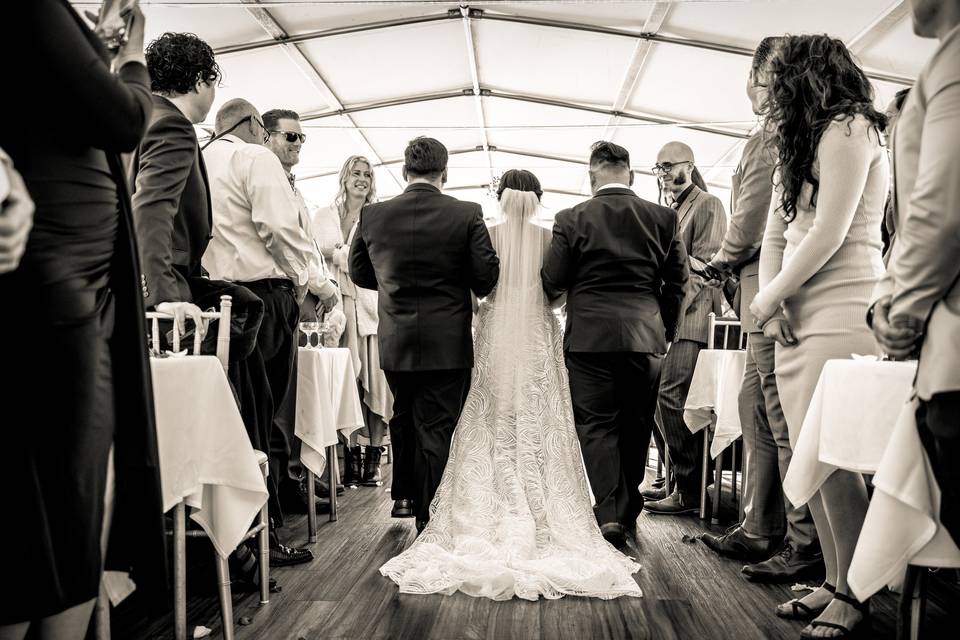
left=312, top=156, right=393, bottom=486
left=379, top=170, right=641, bottom=601
left=0, top=1, right=166, bottom=637
left=749, top=35, right=888, bottom=639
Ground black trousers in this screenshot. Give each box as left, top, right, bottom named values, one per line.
left=565, top=351, right=662, bottom=528
left=239, top=279, right=299, bottom=524
left=916, top=391, right=960, bottom=546
left=384, top=368, right=472, bottom=522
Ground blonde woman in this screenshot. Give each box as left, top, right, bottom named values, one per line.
left=313, top=156, right=393, bottom=486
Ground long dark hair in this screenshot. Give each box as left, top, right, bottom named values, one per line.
left=764, top=35, right=887, bottom=222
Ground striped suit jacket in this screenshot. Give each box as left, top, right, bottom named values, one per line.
left=674, top=185, right=728, bottom=344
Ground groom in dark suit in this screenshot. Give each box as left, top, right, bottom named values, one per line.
left=350, top=137, right=500, bottom=531
left=542, top=141, right=688, bottom=548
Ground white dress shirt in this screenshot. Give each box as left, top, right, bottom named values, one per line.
left=202, top=135, right=335, bottom=299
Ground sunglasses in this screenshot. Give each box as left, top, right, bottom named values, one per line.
left=651, top=160, right=691, bottom=175
left=270, top=130, right=307, bottom=144
left=200, top=115, right=268, bottom=150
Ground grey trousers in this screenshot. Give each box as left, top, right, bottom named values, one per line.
left=740, top=332, right=818, bottom=552
left=655, top=339, right=704, bottom=499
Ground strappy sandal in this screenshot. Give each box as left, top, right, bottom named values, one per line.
left=776, top=583, right=835, bottom=620
left=800, top=592, right=871, bottom=639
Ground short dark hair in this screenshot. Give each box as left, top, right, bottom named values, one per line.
left=589, top=141, right=630, bottom=170
left=404, top=137, right=448, bottom=178
left=146, top=32, right=219, bottom=95
left=496, top=169, right=543, bottom=201
left=893, top=88, right=911, bottom=112
left=262, top=109, right=300, bottom=130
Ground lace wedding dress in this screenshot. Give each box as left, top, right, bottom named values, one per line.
left=379, top=189, right=642, bottom=601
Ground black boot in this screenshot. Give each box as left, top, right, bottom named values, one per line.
left=361, top=446, right=384, bottom=486
left=343, top=445, right=363, bottom=487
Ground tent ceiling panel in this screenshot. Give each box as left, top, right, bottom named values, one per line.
left=483, top=98, right=610, bottom=158
left=483, top=2, right=656, bottom=32
left=297, top=22, right=472, bottom=104
left=294, top=115, right=370, bottom=177
left=663, top=0, right=904, bottom=53
left=857, top=15, right=939, bottom=79
left=207, top=46, right=332, bottom=120
left=346, top=96, right=482, bottom=158
left=269, top=3, right=439, bottom=36
left=626, top=44, right=754, bottom=130
left=142, top=5, right=265, bottom=49
left=474, top=20, right=642, bottom=108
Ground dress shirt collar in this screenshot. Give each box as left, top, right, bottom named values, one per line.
left=672, top=184, right=696, bottom=209
left=404, top=182, right=441, bottom=194
left=596, top=182, right=633, bottom=192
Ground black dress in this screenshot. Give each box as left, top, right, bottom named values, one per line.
left=0, top=0, right=167, bottom=622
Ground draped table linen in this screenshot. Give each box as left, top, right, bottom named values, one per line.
left=295, top=347, right=365, bottom=478
left=151, top=355, right=269, bottom=558
left=782, top=359, right=917, bottom=508
left=683, top=349, right=747, bottom=458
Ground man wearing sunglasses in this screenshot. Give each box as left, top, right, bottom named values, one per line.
left=643, top=141, right=728, bottom=516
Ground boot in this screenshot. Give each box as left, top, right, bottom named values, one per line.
left=361, top=446, right=384, bottom=486
left=343, top=445, right=363, bottom=486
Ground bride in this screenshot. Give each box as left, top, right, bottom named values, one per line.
left=379, top=170, right=642, bottom=601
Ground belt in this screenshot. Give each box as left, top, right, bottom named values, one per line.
left=237, top=278, right=294, bottom=292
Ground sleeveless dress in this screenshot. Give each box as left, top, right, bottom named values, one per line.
left=379, top=215, right=641, bottom=601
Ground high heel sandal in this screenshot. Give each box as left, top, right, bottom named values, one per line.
left=799, top=591, right=871, bottom=639
left=776, top=582, right=835, bottom=620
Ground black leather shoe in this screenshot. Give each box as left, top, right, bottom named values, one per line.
left=600, top=522, right=627, bottom=548
left=700, top=525, right=779, bottom=562
left=640, top=486, right=667, bottom=501
left=415, top=519, right=428, bottom=535
left=312, top=475, right=344, bottom=496
left=269, top=543, right=313, bottom=567
left=391, top=498, right=415, bottom=518
left=643, top=490, right=700, bottom=515
left=741, top=543, right=825, bottom=583
left=280, top=484, right=331, bottom=514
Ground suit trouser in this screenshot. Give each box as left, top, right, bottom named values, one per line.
left=655, top=339, right=704, bottom=500
left=241, top=279, right=299, bottom=524
left=740, top=332, right=818, bottom=551
left=916, top=391, right=960, bottom=546
left=565, top=352, right=661, bottom=527
left=384, top=368, right=472, bottom=522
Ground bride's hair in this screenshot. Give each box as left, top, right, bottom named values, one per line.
left=496, top=169, right=542, bottom=222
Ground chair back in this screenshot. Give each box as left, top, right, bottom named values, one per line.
left=146, top=295, right=233, bottom=372
left=707, top=311, right=747, bottom=350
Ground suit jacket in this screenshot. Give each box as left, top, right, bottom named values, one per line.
left=710, top=130, right=776, bottom=332
left=873, top=23, right=960, bottom=400
left=349, top=183, right=499, bottom=371
left=674, top=185, right=727, bottom=343
left=541, top=187, right=688, bottom=353
left=128, top=94, right=212, bottom=308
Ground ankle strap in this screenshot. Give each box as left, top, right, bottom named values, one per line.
left=823, top=582, right=836, bottom=594
left=833, top=591, right=869, bottom=611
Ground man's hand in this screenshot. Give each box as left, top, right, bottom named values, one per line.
left=762, top=318, right=797, bottom=347
left=749, top=298, right=772, bottom=327
left=156, top=301, right=206, bottom=338
left=872, top=296, right=921, bottom=360
left=318, top=289, right=339, bottom=313
left=0, top=160, right=35, bottom=274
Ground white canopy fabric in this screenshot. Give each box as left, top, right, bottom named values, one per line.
left=76, top=0, right=931, bottom=220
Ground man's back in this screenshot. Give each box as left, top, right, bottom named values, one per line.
left=542, top=187, right=688, bottom=353
left=349, top=183, right=499, bottom=371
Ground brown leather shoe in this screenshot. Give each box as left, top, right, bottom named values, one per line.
left=700, top=525, right=779, bottom=562
left=643, top=490, right=700, bottom=515
left=741, top=543, right=825, bottom=583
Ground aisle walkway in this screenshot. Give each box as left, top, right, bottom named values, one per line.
left=116, top=462, right=956, bottom=639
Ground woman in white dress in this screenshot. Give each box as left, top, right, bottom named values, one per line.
left=379, top=170, right=642, bottom=601
left=749, top=36, right=887, bottom=639
left=312, top=156, right=393, bottom=486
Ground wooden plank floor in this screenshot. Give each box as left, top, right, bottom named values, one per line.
left=114, top=463, right=958, bottom=639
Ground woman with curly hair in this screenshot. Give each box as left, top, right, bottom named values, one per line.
left=312, top=156, right=393, bottom=487
left=748, top=35, right=888, bottom=638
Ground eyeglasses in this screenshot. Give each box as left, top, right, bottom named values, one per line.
left=651, top=160, right=692, bottom=175
left=270, top=130, right=307, bottom=144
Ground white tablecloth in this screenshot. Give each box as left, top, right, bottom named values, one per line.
left=295, top=347, right=365, bottom=477
left=848, top=399, right=960, bottom=600
left=782, top=359, right=916, bottom=508
left=683, top=349, right=747, bottom=458
left=152, top=356, right=268, bottom=558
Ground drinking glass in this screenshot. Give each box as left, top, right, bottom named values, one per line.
left=299, top=321, right=319, bottom=349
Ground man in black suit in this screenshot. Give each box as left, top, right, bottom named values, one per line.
left=349, top=137, right=499, bottom=531
left=541, top=141, right=688, bottom=548
left=129, top=34, right=314, bottom=567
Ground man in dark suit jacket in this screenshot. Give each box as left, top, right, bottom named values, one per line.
left=350, top=137, right=499, bottom=530
left=542, top=141, right=688, bottom=547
